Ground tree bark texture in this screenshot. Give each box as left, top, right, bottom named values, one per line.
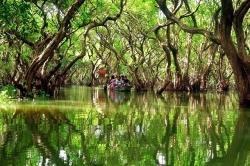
left=220, top=0, right=250, bottom=106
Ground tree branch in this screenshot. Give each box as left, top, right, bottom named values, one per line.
left=155, top=0, right=220, bottom=44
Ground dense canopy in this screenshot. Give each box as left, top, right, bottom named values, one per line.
left=0, top=0, right=250, bottom=106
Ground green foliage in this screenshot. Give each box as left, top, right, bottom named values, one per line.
left=0, top=91, right=8, bottom=103
left=0, top=0, right=243, bottom=93
left=0, top=1, right=40, bottom=39
left=35, top=90, right=50, bottom=100
left=0, top=85, right=17, bottom=99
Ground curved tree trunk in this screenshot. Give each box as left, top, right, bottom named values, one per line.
left=155, top=0, right=250, bottom=106
left=220, top=0, right=250, bottom=106
left=154, top=25, right=173, bottom=94
left=200, top=44, right=218, bottom=91
left=156, top=78, right=171, bottom=94
left=216, top=51, right=229, bottom=92
left=128, top=67, right=147, bottom=91
left=23, top=0, right=126, bottom=96
left=24, top=0, right=86, bottom=95
left=178, top=33, right=193, bottom=91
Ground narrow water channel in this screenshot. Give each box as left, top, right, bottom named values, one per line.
left=0, top=86, right=249, bottom=166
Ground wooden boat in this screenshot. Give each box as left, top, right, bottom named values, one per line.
left=108, top=85, right=132, bottom=92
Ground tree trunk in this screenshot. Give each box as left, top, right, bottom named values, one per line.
left=175, top=34, right=193, bottom=91
left=200, top=44, right=218, bottom=91
left=216, top=51, right=229, bottom=92
left=154, top=25, right=173, bottom=94
left=155, top=0, right=250, bottom=106
left=24, top=0, right=86, bottom=95
left=220, top=0, right=250, bottom=106
left=129, top=67, right=147, bottom=91
left=156, top=79, right=171, bottom=94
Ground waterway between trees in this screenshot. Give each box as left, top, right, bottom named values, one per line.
left=1, top=86, right=250, bottom=166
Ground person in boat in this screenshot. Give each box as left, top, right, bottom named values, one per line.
left=121, top=75, right=125, bottom=81
left=109, top=75, right=116, bottom=89
left=122, top=76, right=131, bottom=86
left=115, top=75, right=123, bottom=88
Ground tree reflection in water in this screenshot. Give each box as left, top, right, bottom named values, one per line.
left=0, top=86, right=248, bottom=166
left=222, top=110, right=250, bottom=166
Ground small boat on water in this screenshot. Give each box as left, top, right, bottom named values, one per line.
left=108, top=85, right=133, bottom=92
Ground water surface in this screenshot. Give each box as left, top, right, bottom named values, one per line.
left=0, top=86, right=249, bottom=166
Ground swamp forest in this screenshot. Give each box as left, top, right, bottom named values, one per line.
left=0, top=0, right=250, bottom=106
left=1, top=0, right=250, bottom=165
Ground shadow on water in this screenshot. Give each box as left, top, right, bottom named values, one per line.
left=1, top=86, right=250, bottom=165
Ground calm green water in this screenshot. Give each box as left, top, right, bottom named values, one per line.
left=0, top=86, right=250, bottom=166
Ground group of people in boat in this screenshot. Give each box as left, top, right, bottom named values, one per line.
left=108, top=74, right=131, bottom=89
